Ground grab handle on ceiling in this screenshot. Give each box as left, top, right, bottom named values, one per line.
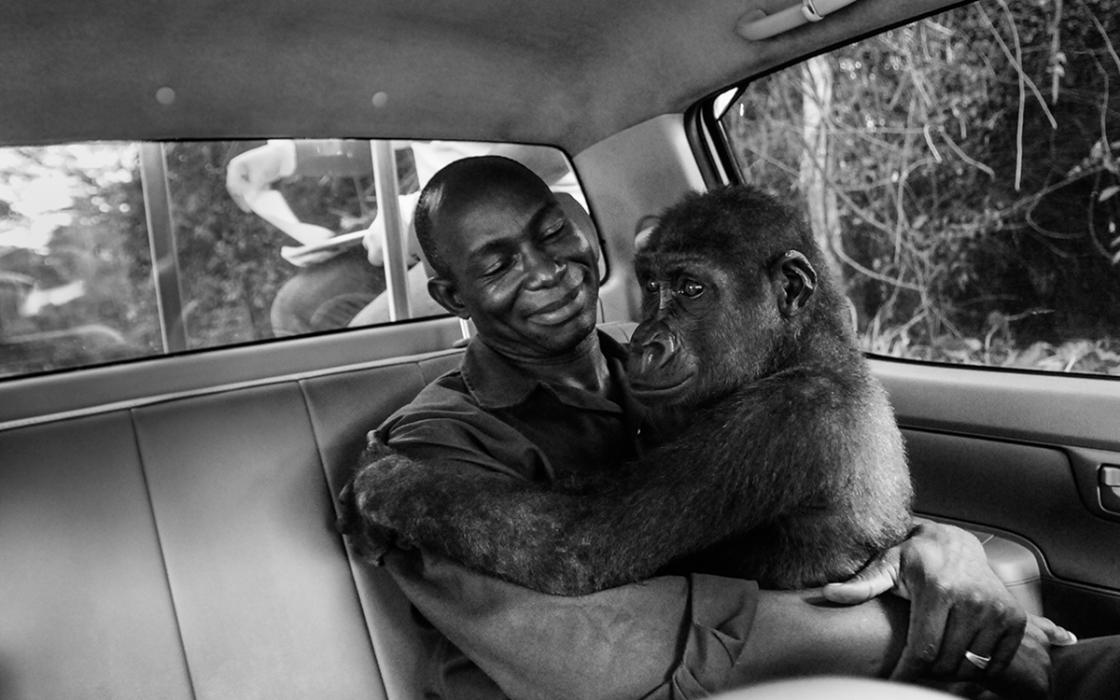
left=736, top=0, right=860, bottom=41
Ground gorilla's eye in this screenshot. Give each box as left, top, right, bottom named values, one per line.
left=678, top=279, right=705, bottom=298
left=643, top=278, right=659, bottom=294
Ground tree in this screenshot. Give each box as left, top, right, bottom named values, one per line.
left=723, top=0, right=1120, bottom=373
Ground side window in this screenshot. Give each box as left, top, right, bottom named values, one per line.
left=718, top=0, right=1120, bottom=376
left=0, top=140, right=586, bottom=378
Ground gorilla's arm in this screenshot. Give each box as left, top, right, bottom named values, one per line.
left=343, top=367, right=886, bottom=595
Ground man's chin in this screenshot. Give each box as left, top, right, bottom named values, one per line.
left=542, top=316, right=596, bottom=343
left=525, top=286, right=593, bottom=327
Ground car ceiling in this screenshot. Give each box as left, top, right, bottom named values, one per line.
left=2, top=0, right=958, bottom=154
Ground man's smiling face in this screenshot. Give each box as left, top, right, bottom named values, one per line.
left=427, top=161, right=600, bottom=360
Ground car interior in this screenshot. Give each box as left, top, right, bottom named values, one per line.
left=2, top=0, right=1119, bottom=698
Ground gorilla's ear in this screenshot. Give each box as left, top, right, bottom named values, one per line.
left=769, top=250, right=817, bottom=317
left=428, top=277, right=470, bottom=319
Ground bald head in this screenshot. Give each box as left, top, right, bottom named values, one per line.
left=414, top=155, right=552, bottom=278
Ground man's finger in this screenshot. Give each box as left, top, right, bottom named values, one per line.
left=1033, top=615, right=1078, bottom=646
left=985, top=622, right=1025, bottom=677
left=930, top=604, right=987, bottom=677
left=891, top=594, right=951, bottom=680
left=821, top=551, right=900, bottom=605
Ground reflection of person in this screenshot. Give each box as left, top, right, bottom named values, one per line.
left=341, top=156, right=1089, bottom=699
left=226, top=140, right=388, bottom=336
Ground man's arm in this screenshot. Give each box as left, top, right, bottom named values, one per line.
left=381, top=548, right=909, bottom=700
left=373, top=526, right=1061, bottom=700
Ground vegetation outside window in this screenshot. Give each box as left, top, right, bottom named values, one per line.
left=719, top=0, right=1120, bottom=376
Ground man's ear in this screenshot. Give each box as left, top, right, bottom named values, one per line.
left=428, top=277, right=470, bottom=319
left=769, top=250, right=817, bottom=317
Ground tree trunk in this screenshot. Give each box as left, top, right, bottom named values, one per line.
left=798, top=56, right=845, bottom=290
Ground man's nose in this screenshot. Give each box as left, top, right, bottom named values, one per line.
left=523, top=246, right=567, bottom=288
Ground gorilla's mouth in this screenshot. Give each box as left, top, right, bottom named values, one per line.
left=628, top=372, right=696, bottom=402
left=626, top=340, right=696, bottom=401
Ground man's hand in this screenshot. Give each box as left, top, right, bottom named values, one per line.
left=361, top=190, right=423, bottom=267
left=822, top=521, right=1076, bottom=691
left=980, top=615, right=1071, bottom=700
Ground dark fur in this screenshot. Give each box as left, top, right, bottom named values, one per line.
left=342, top=185, right=912, bottom=594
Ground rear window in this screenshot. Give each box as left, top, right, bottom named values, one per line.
left=0, top=140, right=587, bottom=378
left=716, top=0, right=1120, bottom=376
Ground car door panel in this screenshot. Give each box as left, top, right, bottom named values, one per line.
left=875, top=359, right=1120, bottom=638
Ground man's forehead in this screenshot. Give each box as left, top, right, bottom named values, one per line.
left=438, top=186, right=558, bottom=241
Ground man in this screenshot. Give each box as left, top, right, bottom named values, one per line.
left=340, top=156, right=1074, bottom=699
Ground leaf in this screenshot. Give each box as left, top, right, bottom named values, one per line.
left=1100, top=186, right=1120, bottom=202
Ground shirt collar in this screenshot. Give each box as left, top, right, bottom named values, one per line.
left=461, top=330, right=631, bottom=411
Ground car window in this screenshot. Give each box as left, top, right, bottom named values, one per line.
left=0, top=140, right=587, bottom=378
left=716, top=0, right=1120, bottom=376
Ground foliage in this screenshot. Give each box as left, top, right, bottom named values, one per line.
left=723, top=0, right=1120, bottom=376
left=0, top=144, right=157, bottom=375
left=0, top=141, right=379, bottom=375
left=165, top=141, right=283, bottom=347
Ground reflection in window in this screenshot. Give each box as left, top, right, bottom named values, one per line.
left=0, top=139, right=587, bottom=378
left=0, top=143, right=158, bottom=376
left=720, top=0, right=1120, bottom=376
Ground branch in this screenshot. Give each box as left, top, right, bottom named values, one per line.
left=935, top=127, right=995, bottom=179
left=981, top=2, right=1060, bottom=190
left=1082, top=1, right=1120, bottom=76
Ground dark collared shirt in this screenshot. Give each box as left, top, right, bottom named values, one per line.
left=377, top=331, right=645, bottom=483
left=375, top=331, right=760, bottom=700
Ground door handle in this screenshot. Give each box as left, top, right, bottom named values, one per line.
left=1099, top=465, right=1120, bottom=513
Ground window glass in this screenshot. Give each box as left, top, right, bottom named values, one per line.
left=719, top=0, right=1120, bottom=376
left=0, top=140, right=586, bottom=378
left=0, top=143, right=159, bottom=376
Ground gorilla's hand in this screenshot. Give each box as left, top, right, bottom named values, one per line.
left=335, top=435, right=415, bottom=564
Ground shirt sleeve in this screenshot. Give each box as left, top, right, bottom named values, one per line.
left=385, top=550, right=760, bottom=700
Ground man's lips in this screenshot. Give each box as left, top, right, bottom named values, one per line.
left=526, top=285, right=587, bottom=326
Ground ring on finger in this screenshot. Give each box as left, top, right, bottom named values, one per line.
left=964, top=650, right=991, bottom=670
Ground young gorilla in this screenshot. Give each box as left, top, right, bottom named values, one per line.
left=343, top=185, right=913, bottom=594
